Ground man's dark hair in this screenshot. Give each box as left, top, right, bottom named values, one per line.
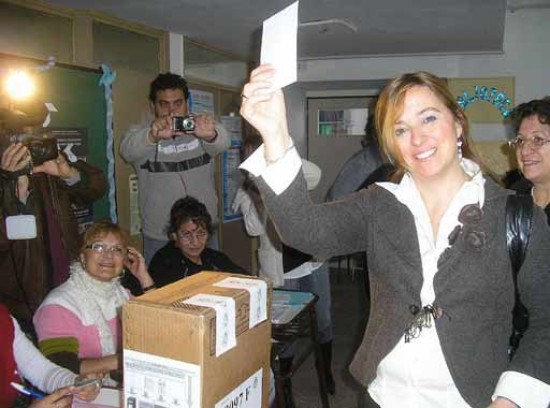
left=509, top=96, right=550, bottom=134
left=362, top=112, right=379, bottom=148
left=167, top=196, right=213, bottom=238
left=149, top=72, right=190, bottom=103
left=362, top=97, right=379, bottom=147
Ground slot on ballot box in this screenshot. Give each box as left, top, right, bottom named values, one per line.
left=123, top=271, right=271, bottom=408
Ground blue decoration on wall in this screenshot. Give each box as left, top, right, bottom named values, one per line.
left=456, top=85, right=512, bottom=118
left=99, top=64, right=118, bottom=223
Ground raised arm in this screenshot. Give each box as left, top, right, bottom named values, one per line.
left=239, top=64, right=370, bottom=261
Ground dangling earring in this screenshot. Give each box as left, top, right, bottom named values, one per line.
left=457, top=138, right=463, bottom=161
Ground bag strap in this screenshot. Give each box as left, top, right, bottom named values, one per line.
left=505, top=194, right=534, bottom=292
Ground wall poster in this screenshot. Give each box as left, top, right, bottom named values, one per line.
left=50, top=127, right=94, bottom=234
left=189, top=89, right=215, bottom=114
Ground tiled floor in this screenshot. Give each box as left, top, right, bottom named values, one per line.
left=290, top=267, right=371, bottom=408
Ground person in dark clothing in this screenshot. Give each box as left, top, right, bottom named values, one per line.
left=148, top=196, right=246, bottom=289
left=507, top=97, right=550, bottom=223
left=326, top=108, right=384, bottom=202
left=0, top=108, right=107, bottom=322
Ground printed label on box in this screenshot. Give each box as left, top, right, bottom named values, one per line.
left=123, top=349, right=201, bottom=408
left=214, top=277, right=268, bottom=329
left=215, top=368, right=263, bottom=408
left=182, top=293, right=237, bottom=356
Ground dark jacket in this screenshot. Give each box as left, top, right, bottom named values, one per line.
left=148, top=242, right=247, bottom=289
left=510, top=177, right=550, bottom=223
left=256, top=171, right=550, bottom=408
left=0, top=161, right=107, bottom=320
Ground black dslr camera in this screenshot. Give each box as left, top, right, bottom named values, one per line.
left=1, top=104, right=58, bottom=166
left=11, top=134, right=58, bottom=166
left=26, top=137, right=58, bottom=165
left=172, top=115, right=196, bottom=132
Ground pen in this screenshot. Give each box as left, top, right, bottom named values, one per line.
left=10, top=382, right=46, bottom=399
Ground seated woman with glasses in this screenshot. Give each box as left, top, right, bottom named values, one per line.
left=148, top=196, right=247, bottom=288
left=33, top=221, right=155, bottom=386
left=507, top=97, right=550, bottom=223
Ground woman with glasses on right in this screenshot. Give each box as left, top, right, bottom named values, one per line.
left=508, top=97, right=550, bottom=223
left=148, top=196, right=246, bottom=289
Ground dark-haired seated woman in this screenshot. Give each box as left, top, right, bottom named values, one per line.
left=149, top=196, right=247, bottom=288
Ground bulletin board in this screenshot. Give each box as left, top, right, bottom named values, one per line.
left=0, top=54, right=110, bottom=221
left=38, top=65, right=109, bottom=220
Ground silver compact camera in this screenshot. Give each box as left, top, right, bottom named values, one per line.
left=172, top=115, right=196, bottom=132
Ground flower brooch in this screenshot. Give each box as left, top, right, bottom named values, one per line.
left=448, top=203, right=486, bottom=251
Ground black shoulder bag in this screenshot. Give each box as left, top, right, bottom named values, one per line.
left=505, top=194, right=534, bottom=359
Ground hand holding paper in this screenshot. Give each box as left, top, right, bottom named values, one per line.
left=240, top=65, right=292, bottom=162
left=241, top=1, right=298, bottom=160
left=260, top=1, right=298, bottom=89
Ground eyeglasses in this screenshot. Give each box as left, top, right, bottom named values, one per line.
left=508, top=135, right=550, bottom=150
left=85, top=243, right=127, bottom=257
left=177, top=229, right=208, bottom=243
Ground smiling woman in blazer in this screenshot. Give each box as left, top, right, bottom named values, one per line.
left=238, top=65, right=550, bottom=408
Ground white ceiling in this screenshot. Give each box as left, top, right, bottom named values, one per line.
left=38, top=0, right=520, bottom=61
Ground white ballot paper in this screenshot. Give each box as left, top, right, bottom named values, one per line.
left=261, top=1, right=298, bottom=89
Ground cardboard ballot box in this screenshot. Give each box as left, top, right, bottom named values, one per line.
left=123, top=271, right=271, bottom=408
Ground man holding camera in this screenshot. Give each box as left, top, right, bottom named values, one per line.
left=0, top=124, right=107, bottom=321
left=120, top=73, right=230, bottom=264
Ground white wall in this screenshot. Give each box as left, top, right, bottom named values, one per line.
left=288, top=8, right=550, bottom=148
left=185, top=61, right=248, bottom=89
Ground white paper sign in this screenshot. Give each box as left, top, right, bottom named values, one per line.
left=260, top=1, right=298, bottom=89
left=182, top=294, right=237, bottom=356
left=214, top=277, right=268, bottom=329
left=215, top=368, right=263, bottom=408
left=123, top=349, right=201, bottom=408
left=189, top=89, right=215, bottom=114
left=129, top=174, right=140, bottom=236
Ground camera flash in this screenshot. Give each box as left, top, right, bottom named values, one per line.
left=5, top=71, right=35, bottom=101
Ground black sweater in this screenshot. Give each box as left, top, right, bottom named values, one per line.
left=148, top=242, right=247, bottom=289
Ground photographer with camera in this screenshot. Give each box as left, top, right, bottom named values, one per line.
left=0, top=115, right=107, bottom=322
left=120, top=72, right=230, bottom=264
